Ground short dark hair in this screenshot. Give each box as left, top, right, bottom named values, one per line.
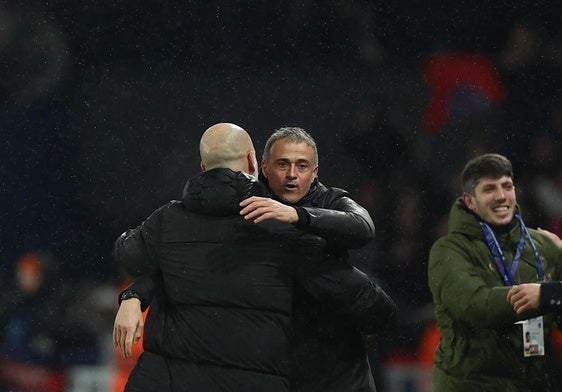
left=461, top=153, right=514, bottom=194
left=262, top=127, right=318, bottom=165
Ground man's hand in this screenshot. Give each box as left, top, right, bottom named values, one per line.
left=113, top=298, right=144, bottom=358
left=507, top=284, right=541, bottom=314
left=239, top=196, right=299, bottom=224
left=538, top=227, right=562, bottom=249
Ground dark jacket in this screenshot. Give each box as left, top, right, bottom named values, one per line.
left=115, top=169, right=395, bottom=392
left=542, top=281, right=562, bottom=310
left=428, top=199, right=562, bottom=392
left=278, top=178, right=387, bottom=392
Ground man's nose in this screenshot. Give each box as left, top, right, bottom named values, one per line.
left=286, top=164, right=297, bottom=178
left=495, top=188, right=506, bottom=199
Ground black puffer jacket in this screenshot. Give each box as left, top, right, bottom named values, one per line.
left=281, top=179, right=390, bottom=392
left=115, top=169, right=394, bottom=392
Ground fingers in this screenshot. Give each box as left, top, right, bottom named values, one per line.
left=239, top=199, right=265, bottom=218
left=513, top=297, right=530, bottom=314
left=117, top=325, right=139, bottom=358
left=516, top=303, right=530, bottom=314
left=239, top=198, right=297, bottom=224
left=507, top=284, right=541, bottom=314
left=113, top=299, right=144, bottom=357
left=507, top=285, right=520, bottom=303
left=114, top=322, right=143, bottom=357
left=507, top=285, right=526, bottom=313
left=125, top=327, right=135, bottom=357
left=240, top=205, right=269, bottom=221
left=239, top=198, right=277, bottom=221
left=239, top=196, right=265, bottom=208
left=113, top=325, right=128, bottom=357
left=113, top=325, right=120, bottom=348
left=251, top=211, right=276, bottom=224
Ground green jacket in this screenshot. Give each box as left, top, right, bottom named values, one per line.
left=428, top=198, right=562, bottom=392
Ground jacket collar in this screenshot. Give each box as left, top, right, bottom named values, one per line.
left=182, top=168, right=266, bottom=216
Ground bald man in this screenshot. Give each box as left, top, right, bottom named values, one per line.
left=199, top=123, right=258, bottom=175
left=113, top=123, right=394, bottom=392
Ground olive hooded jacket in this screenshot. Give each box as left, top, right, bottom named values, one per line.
left=428, top=198, right=562, bottom=392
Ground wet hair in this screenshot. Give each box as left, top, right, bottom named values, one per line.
left=262, top=127, right=318, bottom=166
left=461, top=153, right=514, bottom=194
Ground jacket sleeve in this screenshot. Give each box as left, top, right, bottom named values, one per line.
left=296, top=192, right=375, bottom=249
left=295, top=253, right=397, bottom=333
left=119, top=273, right=157, bottom=311
left=428, top=240, right=542, bottom=328
left=114, top=204, right=165, bottom=278
left=541, top=281, right=562, bottom=311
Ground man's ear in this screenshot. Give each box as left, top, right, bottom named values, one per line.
left=463, top=192, right=476, bottom=212
left=247, top=150, right=258, bottom=177
left=261, top=160, right=268, bottom=178
left=200, top=162, right=206, bottom=171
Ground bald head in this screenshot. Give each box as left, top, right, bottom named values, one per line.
left=199, top=123, right=257, bottom=177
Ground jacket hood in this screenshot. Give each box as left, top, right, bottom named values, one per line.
left=182, top=168, right=266, bottom=216
left=447, top=197, right=521, bottom=238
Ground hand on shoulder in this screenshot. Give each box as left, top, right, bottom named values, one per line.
left=538, top=228, right=562, bottom=249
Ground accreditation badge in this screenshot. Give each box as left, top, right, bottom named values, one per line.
left=520, top=316, right=545, bottom=357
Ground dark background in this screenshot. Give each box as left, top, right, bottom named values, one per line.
left=0, top=1, right=561, bottom=385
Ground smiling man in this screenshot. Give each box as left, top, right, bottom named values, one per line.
left=428, top=153, right=562, bottom=392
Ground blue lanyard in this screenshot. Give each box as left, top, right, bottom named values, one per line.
left=479, top=213, right=544, bottom=286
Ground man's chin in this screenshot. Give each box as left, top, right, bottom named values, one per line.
left=280, top=193, right=301, bottom=204
left=489, top=214, right=514, bottom=226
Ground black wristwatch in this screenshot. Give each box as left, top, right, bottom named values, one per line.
left=118, top=288, right=142, bottom=305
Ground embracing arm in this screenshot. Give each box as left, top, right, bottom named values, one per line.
left=297, top=194, right=375, bottom=249
left=113, top=272, right=161, bottom=358
left=114, top=205, right=166, bottom=277
left=240, top=191, right=374, bottom=249
left=295, top=255, right=396, bottom=333
left=112, top=204, right=165, bottom=357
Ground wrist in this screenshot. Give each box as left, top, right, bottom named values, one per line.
left=118, top=288, right=143, bottom=305
left=122, top=297, right=141, bottom=304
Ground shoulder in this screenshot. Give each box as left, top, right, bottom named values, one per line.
left=528, top=228, right=561, bottom=261
left=429, top=233, right=474, bottom=265
left=159, top=200, right=183, bottom=212
left=313, top=182, right=351, bottom=204
left=320, top=183, right=349, bottom=198
left=144, top=200, right=184, bottom=224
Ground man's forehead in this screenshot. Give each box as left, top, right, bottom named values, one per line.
left=271, top=140, right=314, bottom=155
left=272, top=140, right=311, bottom=148
left=476, top=175, right=514, bottom=187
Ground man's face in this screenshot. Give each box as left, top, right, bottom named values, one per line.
left=261, top=140, right=318, bottom=204
left=463, top=175, right=517, bottom=226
